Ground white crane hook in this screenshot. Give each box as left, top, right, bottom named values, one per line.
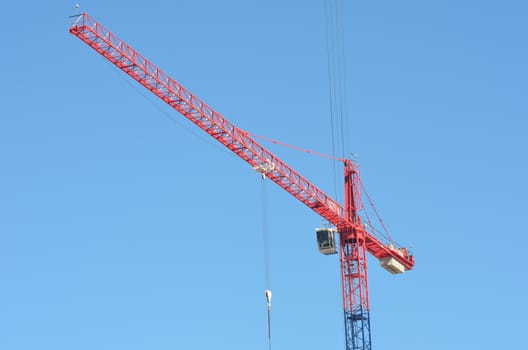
left=265, top=288, right=272, bottom=306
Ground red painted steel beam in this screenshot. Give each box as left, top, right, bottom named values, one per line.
left=69, top=13, right=414, bottom=271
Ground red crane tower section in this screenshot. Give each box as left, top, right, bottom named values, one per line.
left=70, top=13, right=414, bottom=350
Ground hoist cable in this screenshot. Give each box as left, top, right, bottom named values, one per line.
left=261, top=179, right=271, bottom=289
left=336, top=0, right=351, bottom=156
left=260, top=179, right=272, bottom=350
left=325, top=0, right=351, bottom=206
left=324, top=0, right=340, bottom=203
left=267, top=302, right=272, bottom=350
left=333, top=0, right=346, bottom=160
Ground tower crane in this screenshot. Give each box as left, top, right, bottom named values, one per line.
left=69, top=13, right=415, bottom=350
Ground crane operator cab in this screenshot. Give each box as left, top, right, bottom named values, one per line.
left=316, top=228, right=337, bottom=255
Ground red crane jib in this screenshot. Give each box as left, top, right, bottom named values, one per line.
left=69, top=13, right=414, bottom=271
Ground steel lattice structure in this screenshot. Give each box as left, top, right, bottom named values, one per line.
left=70, top=13, right=414, bottom=350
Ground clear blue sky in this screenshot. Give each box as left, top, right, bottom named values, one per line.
left=2, top=1, right=527, bottom=349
